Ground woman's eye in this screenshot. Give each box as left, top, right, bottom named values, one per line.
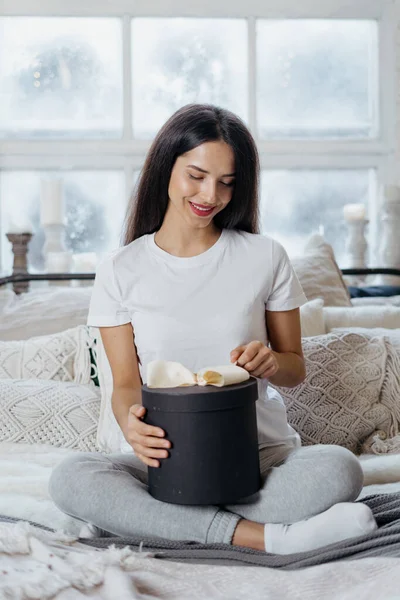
left=188, top=174, right=234, bottom=187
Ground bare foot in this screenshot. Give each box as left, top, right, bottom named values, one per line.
left=232, top=518, right=265, bottom=551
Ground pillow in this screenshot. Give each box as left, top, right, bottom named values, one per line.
left=0, top=379, right=100, bottom=451
left=291, top=234, right=352, bottom=307
left=0, top=286, right=92, bottom=341
left=93, top=327, right=130, bottom=453
left=278, top=331, right=391, bottom=454
left=299, top=299, right=326, bottom=337
left=0, top=325, right=95, bottom=384
left=351, top=296, right=400, bottom=307
left=330, top=327, right=400, bottom=351
left=324, top=305, right=400, bottom=332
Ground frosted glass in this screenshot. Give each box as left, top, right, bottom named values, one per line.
left=260, top=169, right=374, bottom=267
left=257, top=20, right=378, bottom=139
left=132, top=18, right=248, bottom=138
left=0, top=17, right=123, bottom=139
left=1, top=171, right=125, bottom=273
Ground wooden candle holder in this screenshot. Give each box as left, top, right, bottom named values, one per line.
left=5, top=232, right=33, bottom=295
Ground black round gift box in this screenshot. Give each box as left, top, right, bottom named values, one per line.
left=142, top=377, right=261, bottom=505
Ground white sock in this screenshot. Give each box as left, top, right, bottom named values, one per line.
left=264, top=502, right=377, bottom=555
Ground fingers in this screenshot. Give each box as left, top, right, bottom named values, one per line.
left=230, top=345, right=245, bottom=363
left=129, top=404, right=166, bottom=438
left=251, top=358, right=278, bottom=378
left=131, top=437, right=170, bottom=468
left=235, top=341, right=264, bottom=368
left=128, top=404, right=170, bottom=468
left=136, top=441, right=169, bottom=458
left=244, top=346, right=274, bottom=372
left=136, top=453, right=160, bottom=468
left=239, top=345, right=271, bottom=371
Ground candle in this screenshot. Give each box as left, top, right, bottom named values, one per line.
left=7, top=216, right=33, bottom=234
left=343, top=203, right=366, bottom=222
left=72, top=252, right=98, bottom=272
left=45, top=251, right=73, bottom=273
left=40, top=178, right=65, bottom=226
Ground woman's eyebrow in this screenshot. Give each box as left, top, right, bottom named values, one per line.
left=186, top=164, right=236, bottom=177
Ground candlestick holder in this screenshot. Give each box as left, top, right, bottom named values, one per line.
left=344, top=218, right=368, bottom=286
left=42, top=223, right=68, bottom=270
left=6, top=232, right=33, bottom=295
left=380, top=198, right=400, bottom=285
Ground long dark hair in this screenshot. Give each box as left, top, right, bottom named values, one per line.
left=121, top=103, right=260, bottom=245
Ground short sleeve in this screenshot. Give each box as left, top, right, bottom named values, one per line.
left=266, top=241, right=308, bottom=311
left=86, top=255, right=131, bottom=327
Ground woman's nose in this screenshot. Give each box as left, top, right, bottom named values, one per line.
left=200, top=180, right=218, bottom=204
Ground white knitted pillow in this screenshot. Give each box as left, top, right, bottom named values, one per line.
left=279, top=331, right=390, bottom=454
left=0, top=325, right=95, bottom=384
left=0, top=379, right=100, bottom=451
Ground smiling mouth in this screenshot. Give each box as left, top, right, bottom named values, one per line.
left=189, top=202, right=216, bottom=216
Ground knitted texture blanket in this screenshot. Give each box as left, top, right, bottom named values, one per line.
left=1, top=493, right=400, bottom=571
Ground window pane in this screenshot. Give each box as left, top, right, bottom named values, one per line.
left=257, top=20, right=378, bottom=139
left=0, top=17, right=123, bottom=139
left=1, top=171, right=125, bottom=273
left=260, top=169, right=374, bottom=267
left=132, top=18, right=248, bottom=138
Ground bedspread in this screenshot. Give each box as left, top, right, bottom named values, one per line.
left=1, top=515, right=400, bottom=600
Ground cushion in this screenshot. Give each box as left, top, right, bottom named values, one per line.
left=331, top=326, right=400, bottom=343
left=299, top=299, right=326, bottom=337
left=0, top=325, right=96, bottom=384
left=291, top=234, right=352, bottom=307
left=279, top=331, right=391, bottom=454
left=324, top=305, right=400, bottom=332
left=0, top=286, right=92, bottom=341
left=92, top=327, right=129, bottom=453
left=0, top=379, right=100, bottom=451
left=351, top=296, right=400, bottom=307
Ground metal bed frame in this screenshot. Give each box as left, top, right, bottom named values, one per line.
left=1, top=268, right=400, bottom=295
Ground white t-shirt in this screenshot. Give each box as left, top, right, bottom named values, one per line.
left=87, top=228, right=308, bottom=450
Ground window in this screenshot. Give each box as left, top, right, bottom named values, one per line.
left=0, top=0, right=395, bottom=273
left=260, top=169, right=375, bottom=266
left=131, top=18, right=248, bottom=138
left=0, top=17, right=123, bottom=139
left=256, top=20, right=378, bottom=139
left=0, top=171, right=125, bottom=273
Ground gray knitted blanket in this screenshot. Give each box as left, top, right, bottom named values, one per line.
left=2, top=493, right=400, bottom=569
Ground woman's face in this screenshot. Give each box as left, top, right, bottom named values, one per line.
left=167, top=140, right=235, bottom=228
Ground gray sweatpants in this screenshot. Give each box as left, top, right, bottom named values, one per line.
left=48, top=443, right=364, bottom=545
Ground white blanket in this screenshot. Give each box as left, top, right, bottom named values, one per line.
left=1, top=442, right=400, bottom=599
left=1, top=521, right=400, bottom=600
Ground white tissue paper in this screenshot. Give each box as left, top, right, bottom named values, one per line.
left=147, top=360, right=250, bottom=388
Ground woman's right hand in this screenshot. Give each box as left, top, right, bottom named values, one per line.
left=126, top=404, right=171, bottom=468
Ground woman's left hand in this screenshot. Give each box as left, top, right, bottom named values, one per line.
left=230, top=341, right=279, bottom=379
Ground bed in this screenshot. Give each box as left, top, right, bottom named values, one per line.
left=2, top=247, right=400, bottom=598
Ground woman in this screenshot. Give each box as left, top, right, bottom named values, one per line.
left=49, top=103, right=376, bottom=555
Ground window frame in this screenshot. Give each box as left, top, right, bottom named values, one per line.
left=0, top=0, right=397, bottom=268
